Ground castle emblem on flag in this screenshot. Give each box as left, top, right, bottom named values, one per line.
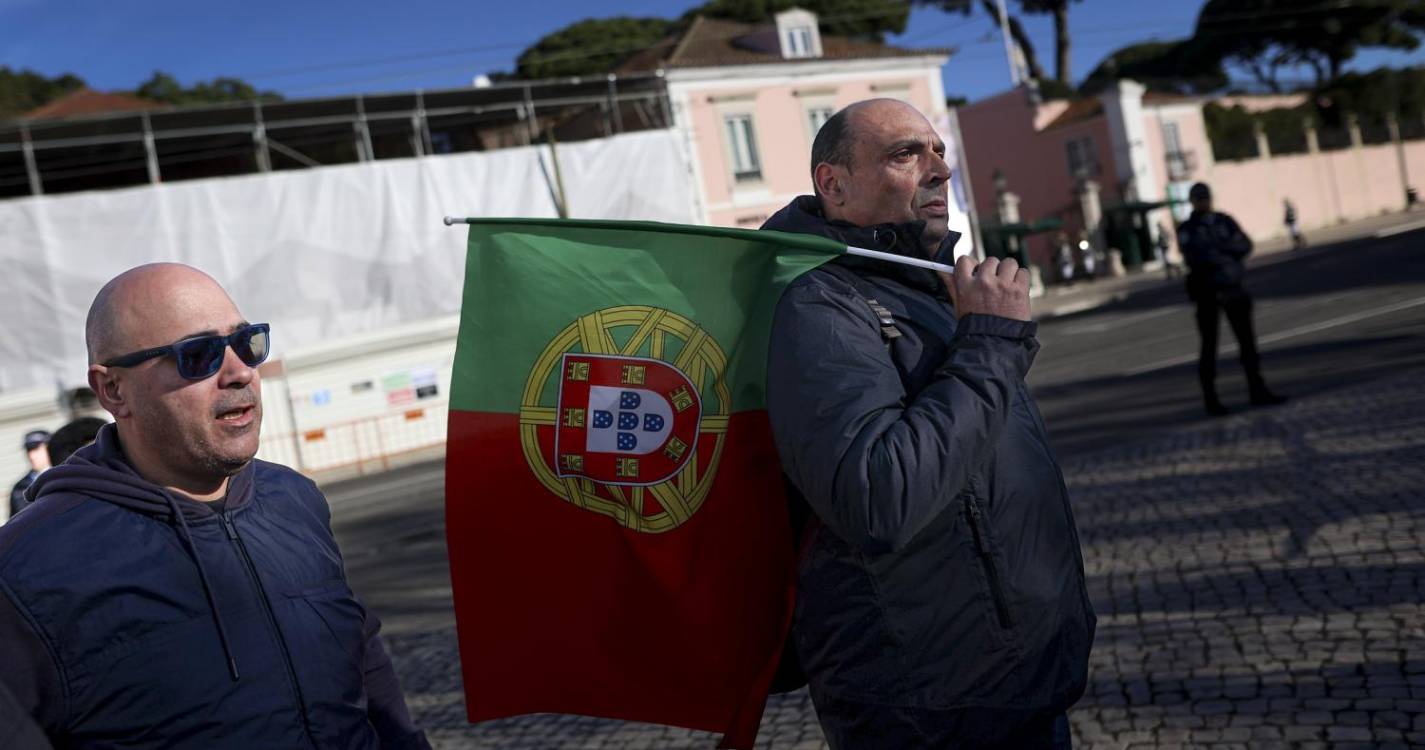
left=520, top=306, right=730, bottom=534
left=553, top=353, right=702, bottom=486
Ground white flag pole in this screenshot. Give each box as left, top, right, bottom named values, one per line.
left=845, top=245, right=955, bottom=274
left=443, top=218, right=958, bottom=275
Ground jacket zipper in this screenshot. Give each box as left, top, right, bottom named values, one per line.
left=221, top=511, right=321, bottom=750
left=964, top=496, right=1014, bottom=629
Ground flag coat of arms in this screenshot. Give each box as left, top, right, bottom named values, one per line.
left=445, top=218, right=842, bottom=747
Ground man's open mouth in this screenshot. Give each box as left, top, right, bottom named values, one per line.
left=217, top=405, right=254, bottom=421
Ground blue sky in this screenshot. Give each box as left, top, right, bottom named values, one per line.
left=2, top=0, right=1422, bottom=104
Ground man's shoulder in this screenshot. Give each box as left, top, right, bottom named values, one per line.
left=780, top=262, right=886, bottom=316
left=250, top=460, right=330, bottom=522
left=0, top=492, right=120, bottom=574
left=251, top=458, right=315, bottom=489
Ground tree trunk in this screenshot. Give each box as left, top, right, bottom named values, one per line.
left=978, top=0, right=1047, bottom=82
left=1053, top=1, right=1071, bottom=84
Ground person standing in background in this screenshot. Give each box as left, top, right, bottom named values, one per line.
left=7, top=431, right=50, bottom=519
left=1178, top=182, right=1288, bottom=417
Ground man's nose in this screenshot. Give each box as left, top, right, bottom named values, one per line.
left=926, top=150, right=951, bottom=184
left=215, top=346, right=255, bottom=388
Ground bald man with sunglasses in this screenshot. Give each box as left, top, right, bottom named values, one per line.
left=0, top=264, right=430, bottom=749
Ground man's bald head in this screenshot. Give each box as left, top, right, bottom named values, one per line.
left=86, top=263, right=237, bottom=365
left=810, top=98, right=951, bottom=254
left=809, top=99, right=924, bottom=192
left=85, top=263, right=262, bottom=499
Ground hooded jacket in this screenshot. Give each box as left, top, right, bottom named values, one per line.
left=0, top=424, right=429, bottom=749
left=763, top=197, right=1095, bottom=745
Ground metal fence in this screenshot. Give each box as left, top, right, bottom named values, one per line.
left=0, top=74, right=671, bottom=200
left=257, top=403, right=449, bottom=483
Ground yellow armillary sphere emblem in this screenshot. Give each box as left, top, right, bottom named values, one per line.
left=520, top=305, right=730, bottom=534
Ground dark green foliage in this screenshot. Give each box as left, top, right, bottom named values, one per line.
left=512, top=0, right=910, bottom=80
left=0, top=66, right=85, bottom=119
left=1195, top=0, right=1425, bottom=90
left=1316, top=66, right=1425, bottom=123
left=133, top=72, right=283, bottom=106
left=514, top=17, right=678, bottom=80
left=1203, top=103, right=1321, bottom=160
left=1080, top=40, right=1229, bottom=95
left=1203, top=103, right=1262, bottom=161
left=685, top=0, right=909, bottom=41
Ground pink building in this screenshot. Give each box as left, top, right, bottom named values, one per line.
left=958, top=81, right=1216, bottom=271
left=619, top=9, right=958, bottom=233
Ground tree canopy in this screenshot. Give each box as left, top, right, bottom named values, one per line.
left=1194, top=0, right=1425, bottom=91
left=133, top=72, right=283, bottom=106
left=686, top=0, right=909, bottom=41
left=1080, top=39, right=1229, bottom=95
left=511, top=0, right=910, bottom=80
left=0, top=67, right=85, bottom=119
left=514, top=17, right=678, bottom=80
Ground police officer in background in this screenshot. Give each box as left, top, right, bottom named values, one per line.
left=1178, top=182, right=1287, bottom=416
left=8, top=430, right=50, bottom=519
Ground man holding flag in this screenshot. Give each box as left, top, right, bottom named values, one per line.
left=761, top=99, right=1096, bottom=748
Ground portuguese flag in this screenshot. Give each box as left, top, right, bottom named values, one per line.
left=445, top=218, right=843, bottom=748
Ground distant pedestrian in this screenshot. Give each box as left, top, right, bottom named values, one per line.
left=1283, top=199, right=1304, bottom=250
left=1178, top=183, right=1287, bottom=416
left=1158, top=222, right=1184, bottom=279
left=1055, top=232, right=1076, bottom=284
left=1078, top=231, right=1098, bottom=278
left=7, top=430, right=49, bottom=519
left=0, top=263, right=430, bottom=749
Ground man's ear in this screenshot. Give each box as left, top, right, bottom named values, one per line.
left=89, top=365, right=131, bottom=420
left=814, top=163, right=845, bottom=207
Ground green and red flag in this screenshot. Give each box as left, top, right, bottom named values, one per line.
left=445, top=218, right=842, bottom=748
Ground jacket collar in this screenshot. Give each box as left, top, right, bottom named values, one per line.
left=762, top=195, right=959, bottom=298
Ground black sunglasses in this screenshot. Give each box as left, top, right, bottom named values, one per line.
left=102, top=323, right=271, bottom=381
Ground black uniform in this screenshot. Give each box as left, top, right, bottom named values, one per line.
left=1176, top=210, right=1281, bottom=413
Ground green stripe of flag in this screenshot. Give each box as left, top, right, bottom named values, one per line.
left=450, top=219, right=843, bottom=415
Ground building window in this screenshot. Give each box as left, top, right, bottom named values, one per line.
left=1162, top=121, right=1183, bottom=156
left=786, top=26, right=814, bottom=58
left=1065, top=136, right=1099, bottom=178
left=1161, top=120, right=1193, bottom=180
left=724, top=114, right=763, bottom=183
left=807, top=105, right=835, bottom=139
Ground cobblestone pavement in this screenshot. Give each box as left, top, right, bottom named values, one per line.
left=383, top=366, right=1425, bottom=749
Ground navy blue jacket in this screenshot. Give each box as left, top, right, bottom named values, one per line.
left=764, top=197, right=1095, bottom=746
left=1177, top=210, right=1252, bottom=296
left=9, top=469, right=37, bottom=518
left=0, top=424, right=429, bottom=749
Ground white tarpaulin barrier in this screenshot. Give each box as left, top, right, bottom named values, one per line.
left=0, top=129, right=695, bottom=391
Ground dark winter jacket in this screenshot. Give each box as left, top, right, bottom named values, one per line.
left=1177, top=210, right=1253, bottom=296
left=0, top=424, right=429, bottom=749
left=763, top=196, right=1095, bottom=746
left=9, top=469, right=37, bottom=518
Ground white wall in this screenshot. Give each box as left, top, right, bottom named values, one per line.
left=0, top=129, right=696, bottom=394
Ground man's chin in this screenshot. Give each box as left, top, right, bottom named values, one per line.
left=919, top=221, right=952, bottom=254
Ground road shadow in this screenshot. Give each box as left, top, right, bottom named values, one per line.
left=1047, top=227, right=1425, bottom=322
left=1032, top=332, right=1425, bottom=460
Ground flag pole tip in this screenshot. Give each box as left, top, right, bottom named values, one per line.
left=442, top=216, right=458, bottom=226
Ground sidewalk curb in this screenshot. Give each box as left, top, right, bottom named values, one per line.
left=1032, top=210, right=1425, bottom=322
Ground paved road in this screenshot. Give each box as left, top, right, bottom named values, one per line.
left=328, top=225, right=1425, bottom=748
